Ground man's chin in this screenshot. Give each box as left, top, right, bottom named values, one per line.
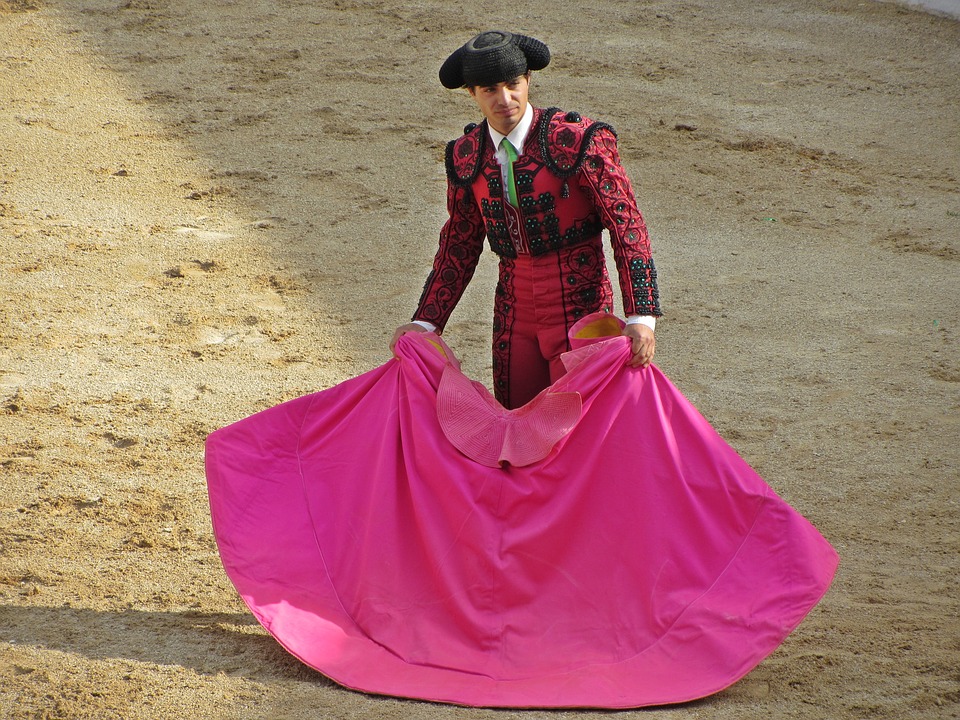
left=490, top=112, right=519, bottom=133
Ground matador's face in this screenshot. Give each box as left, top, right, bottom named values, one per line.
left=468, top=73, right=530, bottom=136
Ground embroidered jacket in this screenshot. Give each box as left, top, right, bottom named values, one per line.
left=414, top=106, right=661, bottom=331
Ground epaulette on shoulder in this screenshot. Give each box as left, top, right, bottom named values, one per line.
left=538, top=107, right=617, bottom=182
left=445, top=121, right=488, bottom=188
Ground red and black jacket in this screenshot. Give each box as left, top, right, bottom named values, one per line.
left=415, top=106, right=660, bottom=330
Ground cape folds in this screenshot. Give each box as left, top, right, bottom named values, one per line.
left=205, top=315, right=838, bottom=708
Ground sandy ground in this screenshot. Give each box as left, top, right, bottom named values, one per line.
left=1, top=0, right=958, bottom=718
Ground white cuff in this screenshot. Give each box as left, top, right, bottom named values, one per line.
left=625, top=315, right=656, bottom=331
left=411, top=320, right=437, bottom=332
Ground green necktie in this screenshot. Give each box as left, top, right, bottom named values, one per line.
left=501, top=138, right=520, bottom=207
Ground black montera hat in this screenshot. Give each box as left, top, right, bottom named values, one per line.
left=439, top=30, right=550, bottom=89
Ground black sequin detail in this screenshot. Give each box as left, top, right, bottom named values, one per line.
left=538, top=107, right=617, bottom=181
left=629, top=257, right=661, bottom=315
left=445, top=122, right=488, bottom=188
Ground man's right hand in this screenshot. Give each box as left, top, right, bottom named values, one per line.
left=390, top=323, right=430, bottom=354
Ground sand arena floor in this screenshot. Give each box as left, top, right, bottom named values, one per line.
left=1, top=1, right=958, bottom=718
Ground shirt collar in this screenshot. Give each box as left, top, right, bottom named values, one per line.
left=487, top=103, right=535, bottom=153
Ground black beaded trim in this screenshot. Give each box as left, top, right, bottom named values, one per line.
left=446, top=109, right=618, bottom=189
left=445, top=121, right=488, bottom=188
left=629, top=257, right=662, bottom=314
left=538, top=107, right=617, bottom=181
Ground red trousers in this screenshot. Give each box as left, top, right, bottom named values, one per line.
left=498, top=254, right=578, bottom=410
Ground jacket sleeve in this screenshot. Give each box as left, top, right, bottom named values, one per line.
left=577, top=127, right=661, bottom=318
left=412, top=179, right=487, bottom=331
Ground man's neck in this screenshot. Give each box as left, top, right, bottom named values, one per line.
left=488, top=104, right=535, bottom=152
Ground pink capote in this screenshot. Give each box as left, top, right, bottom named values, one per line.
left=205, top=315, right=838, bottom=708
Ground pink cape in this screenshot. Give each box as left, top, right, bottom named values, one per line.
left=205, top=318, right=838, bottom=708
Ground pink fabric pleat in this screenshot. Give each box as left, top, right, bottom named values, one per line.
left=205, top=321, right=838, bottom=709
left=436, top=363, right=583, bottom=467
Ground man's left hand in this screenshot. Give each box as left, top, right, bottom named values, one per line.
left=623, top=323, right=656, bottom=368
